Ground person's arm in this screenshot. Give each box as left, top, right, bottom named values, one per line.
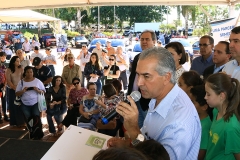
left=61, top=67, right=67, bottom=84
left=44, top=77, right=53, bottom=85
left=77, top=51, right=82, bottom=60
left=49, top=56, right=57, bottom=65
left=5, top=69, right=15, bottom=90
left=234, top=153, right=240, bottom=160
left=78, top=65, right=82, bottom=81
left=15, top=80, right=28, bottom=96
left=60, top=87, right=67, bottom=104
left=84, top=63, right=91, bottom=79
left=103, top=66, right=110, bottom=76
left=109, top=70, right=120, bottom=79
left=198, top=150, right=206, bottom=160
left=60, top=52, right=67, bottom=60
left=102, top=55, right=110, bottom=65
left=116, top=54, right=126, bottom=66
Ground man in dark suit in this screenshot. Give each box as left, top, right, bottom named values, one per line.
left=203, top=41, right=231, bottom=80
left=128, top=30, right=156, bottom=128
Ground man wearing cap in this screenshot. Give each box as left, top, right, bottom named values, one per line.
left=77, top=44, right=91, bottom=87
left=43, top=47, right=57, bottom=77
left=30, top=46, right=44, bottom=63
left=32, top=57, right=53, bottom=89
left=116, top=46, right=129, bottom=90
left=32, top=57, right=53, bottom=118
left=62, top=53, right=82, bottom=97
left=106, top=40, right=115, bottom=56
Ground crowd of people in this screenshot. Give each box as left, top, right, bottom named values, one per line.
left=0, top=26, right=240, bottom=160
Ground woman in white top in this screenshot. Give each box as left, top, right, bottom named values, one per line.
left=165, top=42, right=187, bottom=82
left=15, top=66, right=45, bottom=119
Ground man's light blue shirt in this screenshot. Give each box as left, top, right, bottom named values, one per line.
left=190, top=54, right=214, bottom=75
left=141, top=84, right=201, bottom=160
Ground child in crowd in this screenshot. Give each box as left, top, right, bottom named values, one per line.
left=204, top=73, right=240, bottom=160
left=190, top=85, right=212, bottom=160
left=43, top=47, right=57, bottom=77
left=178, top=70, right=203, bottom=96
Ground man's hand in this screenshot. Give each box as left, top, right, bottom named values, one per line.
left=116, top=96, right=140, bottom=139
left=107, top=137, right=131, bottom=148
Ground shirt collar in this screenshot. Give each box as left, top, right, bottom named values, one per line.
left=232, top=59, right=239, bottom=66
left=201, top=54, right=213, bottom=63
left=149, top=84, right=179, bottom=119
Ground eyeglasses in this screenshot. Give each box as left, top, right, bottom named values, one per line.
left=109, top=59, right=115, bottom=61
left=73, top=82, right=80, bottom=85
left=199, top=44, right=211, bottom=47
left=68, top=57, right=74, bottom=59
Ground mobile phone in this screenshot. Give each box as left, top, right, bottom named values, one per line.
left=27, top=87, right=34, bottom=90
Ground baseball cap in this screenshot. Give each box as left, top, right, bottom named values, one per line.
left=102, top=48, right=108, bottom=53
left=96, top=41, right=101, bottom=45
left=45, top=47, right=51, bottom=51
left=32, top=57, right=42, bottom=66
left=34, top=46, right=39, bottom=50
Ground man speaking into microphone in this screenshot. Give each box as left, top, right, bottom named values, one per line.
left=107, top=47, right=201, bottom=160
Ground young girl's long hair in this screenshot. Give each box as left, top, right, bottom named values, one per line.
left=206, top=73, right=240, bottom=121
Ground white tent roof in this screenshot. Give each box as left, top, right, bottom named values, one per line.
left=0, top=0, right=239, bottom=10
left=0, top=10, right=59, bottom=23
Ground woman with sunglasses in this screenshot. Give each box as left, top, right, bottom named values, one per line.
left=58, top=77, right=89, bottom=130
left=84, top=53, right=103, bottom=95
left=103, top=55, right=120, bottom=85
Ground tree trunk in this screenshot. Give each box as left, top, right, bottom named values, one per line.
left=76, top=8, right=81, bottom=33
left=185, top=12, right=189, bottom=37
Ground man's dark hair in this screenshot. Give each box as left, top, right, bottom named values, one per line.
left=87, top=82, right=96, bottom=89
left=135, top=140, right=170, bottom=160
left=200, top=35, right=214, bottom=44
left=141, top=30, right=157, bottom=41
left=72, top=77, right=80, bottom=84
left=218, top=41, right=230, bottom=54
left=231, top=26, right=240, bottom=34
left=92, top=147, right=148, bottom=160
left=102, top=84, right=116, bottom=98
left=0, top=52, right=7, bottom=57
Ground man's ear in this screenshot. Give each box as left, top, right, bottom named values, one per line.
left=163, top=72, right=172, bottom=85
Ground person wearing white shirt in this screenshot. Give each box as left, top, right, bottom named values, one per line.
left=22, top=38, right=31, bottom=60
left=77, top=44, right=91, bottom=87
left=31, top=39, right=40, bottom=50
left=43, top=47, right=57, bottom=76
left=30, top=46, right=44, bottom=63
left=4, top=46, right=13, bottom=60
left=115, top=46, right=129, bottom=90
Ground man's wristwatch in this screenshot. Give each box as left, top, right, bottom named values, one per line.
left=131, top=133, right=145, bottom=146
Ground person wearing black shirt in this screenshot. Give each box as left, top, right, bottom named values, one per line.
left=84, top=53, right=103, bottom=95
left=104, top=55, right=120, bottom=85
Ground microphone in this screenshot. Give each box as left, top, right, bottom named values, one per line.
left=101, top=91, right=141, bottom=125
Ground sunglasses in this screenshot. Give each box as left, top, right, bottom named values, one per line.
left=73, top=82, right=80, bottom=85
left=68, top=57, right=74, bottom=59
left=109, top=59, right=115, bottom=61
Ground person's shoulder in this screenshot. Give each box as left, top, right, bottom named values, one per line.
left=225, top=114, right=240, bottom=131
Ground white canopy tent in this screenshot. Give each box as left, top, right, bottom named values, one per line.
left=0, top=0, right=239, bottom=10
left=0, top=10, right=59, bottom=23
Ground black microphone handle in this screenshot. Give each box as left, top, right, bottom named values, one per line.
left=101, top=109, right=118, bottom=124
